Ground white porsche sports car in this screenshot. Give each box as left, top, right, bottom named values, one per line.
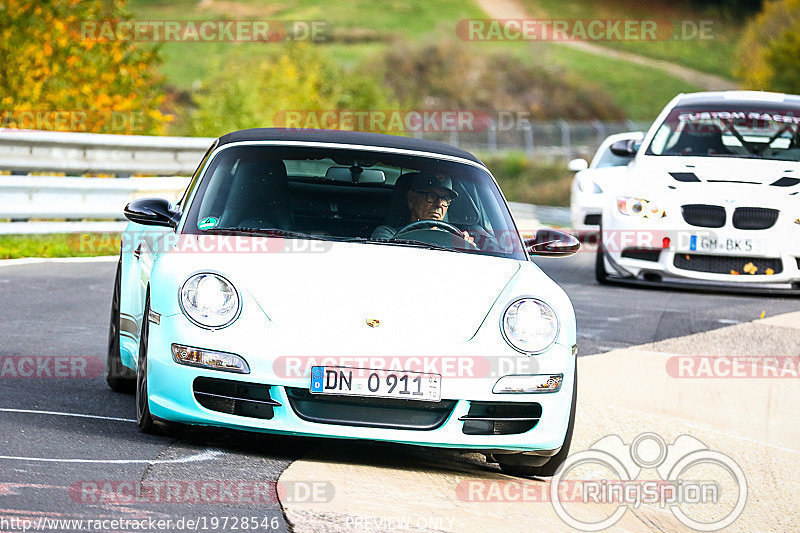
left=597, top=91, right=800, bottom=292
left=108, top=128, right=581, bottom=477
left=569, top=131, right=644, bottom=235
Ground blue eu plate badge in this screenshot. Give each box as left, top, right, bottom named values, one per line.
left=310, top=367, right=324, bottom=392
left=689, top=235, right=697, bottom=251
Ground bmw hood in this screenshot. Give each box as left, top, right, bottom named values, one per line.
left=634, top=156, right=800, bottom=188
left=160, top=238, right=521, bottom=343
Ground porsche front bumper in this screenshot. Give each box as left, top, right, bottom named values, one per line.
left=141, top=313, right=576, bottom=454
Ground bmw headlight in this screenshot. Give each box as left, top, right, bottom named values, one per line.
left=501, top=299, right=559, bottom=354
left=616, top=196, right=665, bottom=218
left=179, top=273, right=240, bottom=329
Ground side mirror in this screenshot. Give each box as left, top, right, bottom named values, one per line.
left=124, top=198, right=180, bottom=228
left=567, top=158, right=589, bottom=172
left=525, top=228, right=580, bottom=257
left=609, top=139, right=639, bottom=157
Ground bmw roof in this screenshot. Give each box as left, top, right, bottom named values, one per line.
left=216, top=128, right=483, bottom=165
left=674, top=90, right=800, bottom=108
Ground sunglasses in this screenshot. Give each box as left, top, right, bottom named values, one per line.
left=415, top=190, right=453, bottom=206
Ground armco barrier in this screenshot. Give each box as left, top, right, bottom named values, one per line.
left=0, top=129, right=214, bottom=176
left=0, top=176, right=189, bottom=220
left=0, top=129, right=569, bottom=233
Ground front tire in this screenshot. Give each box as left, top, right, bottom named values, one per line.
left=136, top=293, right=158, bottom=434
left=498, top=367, right=577, bottom=478
left=594, top=226, right=610, bottom=285
left=106, top=260, right=136, bottom=392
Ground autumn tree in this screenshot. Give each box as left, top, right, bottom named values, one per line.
left=0, top=0, right=169, bottom=134
left=184, top=44, right=396, bottom=137
left=735, top=0, right=800, bottom=93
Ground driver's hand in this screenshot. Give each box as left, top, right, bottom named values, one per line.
left=462, top=231, right=475, bottom=245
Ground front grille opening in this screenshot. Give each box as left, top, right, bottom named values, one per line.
left=583, top=214, right=601, bottom=226
left=681, top=204, right=726, bottom=228
left=732, top=207, right=779, bottom=230
left=193, top=377, right=279, bottom=420
left=796, top=257, right=800, bottom=270
left=621, top=248, right=661, bottom=262
left=460, top=402, right=542, bottom=435
left=674, top=254, right=783, bottom=275
left=285, top=388, right=456, bottom=430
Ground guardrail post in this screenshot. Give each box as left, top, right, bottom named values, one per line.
left=592, top=120, right=605, bottom=147
left=488, top=119, right=497, bottom=154
left=520, top=120, right=534, bottom=157
left=449, top=128, right=459, bottom=148
left=558, top=119, right=571, bottom=158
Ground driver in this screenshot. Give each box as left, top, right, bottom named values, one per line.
left=371, top=173, right=474, bottom=243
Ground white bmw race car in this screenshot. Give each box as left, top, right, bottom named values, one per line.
left=597, top=91, right=800, bottom=292
left=569, top=131, right=644, bottom=236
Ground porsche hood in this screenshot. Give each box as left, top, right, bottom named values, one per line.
left=158, top=238, right=521, bottom=343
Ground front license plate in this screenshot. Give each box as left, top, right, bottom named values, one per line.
left=309, top=366, right=441, bottom=402
left=689, top=235, right=766, bottom=254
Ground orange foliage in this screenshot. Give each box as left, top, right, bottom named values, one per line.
left=0, top=0, right=170, bottom=134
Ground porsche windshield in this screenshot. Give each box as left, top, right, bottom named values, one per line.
left=646, top=105, right=800, bottom=161
left=183, top=145, right=526, bottom=260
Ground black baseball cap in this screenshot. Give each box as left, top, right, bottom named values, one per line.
left=409, top=172, right=458, bottom=198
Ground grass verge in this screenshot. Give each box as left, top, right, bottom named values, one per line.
left=484, top=154, right=572, bottom=206
left=520, top=0, right=742, bottom=80
left=0, top=233, right=121, bottom=259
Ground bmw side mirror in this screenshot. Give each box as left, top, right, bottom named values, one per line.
left=567, top=158, right=588, bottom=172
left=124, top=198, right=180, bottom=228
left=609, top=139, right=639, bottom=157
left=525, top=229, right=580, bottom=257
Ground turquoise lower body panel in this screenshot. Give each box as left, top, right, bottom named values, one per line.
left=144, top=313, right=575, bottom=453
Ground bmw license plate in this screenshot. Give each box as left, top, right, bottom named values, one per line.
left=309, top=366, right=441, bottom=402
left=689, top=235, right=766, bottom=254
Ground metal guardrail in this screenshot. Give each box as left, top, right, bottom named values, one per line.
left=0, top=129, right=214, bottom=176
left=0, top=129, right=571, bottom=234
left=0, top=176, right=189, bottom=220
left=0, top=175, right=568, bottom=235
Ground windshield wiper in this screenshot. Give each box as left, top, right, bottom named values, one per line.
left=364, top=237, right=461, bottom=253
left=201, top=227, right=328, bottom=241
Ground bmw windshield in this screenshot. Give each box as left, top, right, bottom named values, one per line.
left=646, top=105, right=800, bottom=161
left=182, top=145, right=526, bottom=260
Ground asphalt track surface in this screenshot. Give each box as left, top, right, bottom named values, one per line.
left=0, top=255, right=797, bottom=531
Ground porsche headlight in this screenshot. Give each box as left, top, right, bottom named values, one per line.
left=617, top=196, right=666, bottom=218
left=501, top=299, right=559, bottom=354
left=179, top=273, right=240, bottom=329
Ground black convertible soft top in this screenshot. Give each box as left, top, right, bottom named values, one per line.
left=216, top=128, right=483, bottom=165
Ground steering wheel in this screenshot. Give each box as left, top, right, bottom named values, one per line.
left=394, top=219, right=464, bottom=238
left=392, top=219, right=478, bottom=249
